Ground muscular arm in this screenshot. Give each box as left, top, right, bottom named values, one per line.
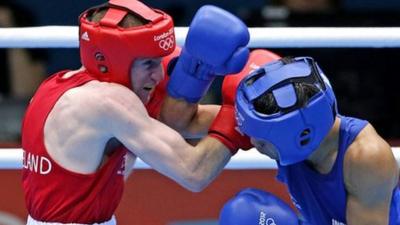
left=344, top=124, right=399, bottom=225
left=160, top=96, right=220, bottom=138
left=103, top=86, right=230, bottom=192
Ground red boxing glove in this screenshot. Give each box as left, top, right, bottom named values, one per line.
left=208, top=49, right=281, bottom=154
left=209, top=105, right=252, bottom=155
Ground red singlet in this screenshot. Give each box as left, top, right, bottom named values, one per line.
left=22, top=71, right=130, bottom=223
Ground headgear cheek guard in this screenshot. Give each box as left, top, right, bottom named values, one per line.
left=79, top=0, right=176, bottom=88
left=236, top=57, right=337, bottom=165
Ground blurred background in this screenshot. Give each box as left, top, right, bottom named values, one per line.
left=0, top=0, right=399, bottom=224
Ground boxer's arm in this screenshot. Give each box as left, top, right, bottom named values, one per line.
left=161, top=6, right=248, bottom=137
left=160, top=97, right=220, bottom=138
left=103, top=87, right=231, bottom=192
left=344, top=124, right=399, bottom=225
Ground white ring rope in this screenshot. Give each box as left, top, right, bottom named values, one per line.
left=1, top=148, right=400, bottom=170
left=1, top=26, right=400, bottom=48
left=0, top=26, right=399, bottom=169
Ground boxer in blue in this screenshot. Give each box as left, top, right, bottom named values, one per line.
left=219, top=50, right=400, bottom=225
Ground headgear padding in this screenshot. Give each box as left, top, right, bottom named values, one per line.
left=79, top=0, right=176, bottom=88
left=236, top=57, right=337, bottom=165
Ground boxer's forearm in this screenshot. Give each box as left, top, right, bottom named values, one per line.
left=160, top=96, right=219, bottom=138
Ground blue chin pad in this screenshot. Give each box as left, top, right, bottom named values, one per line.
left=272, top=84, right=297, bottom=109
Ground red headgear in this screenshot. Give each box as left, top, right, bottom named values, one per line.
left=79, top=0, right=176, bottom=88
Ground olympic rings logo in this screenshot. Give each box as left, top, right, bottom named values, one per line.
left=266, top=218, right=277, bottom=225
left=259, top=211, right=277, bottom=225
left=158, top=36, right=175, bottom=51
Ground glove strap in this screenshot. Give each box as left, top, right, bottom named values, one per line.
left=167, top=56, right=215, bottom=103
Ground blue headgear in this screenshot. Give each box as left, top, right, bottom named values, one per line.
left=236, top=57, right=337, bottom=165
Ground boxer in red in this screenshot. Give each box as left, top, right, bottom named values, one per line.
left=21, top=0, right=251, bottom=224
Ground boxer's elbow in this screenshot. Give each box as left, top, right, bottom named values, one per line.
left=184, top=183, right=206, bottom=193
left=181, top=173, right=211, bottom=192
left=179, top=156, right=220, bottom=192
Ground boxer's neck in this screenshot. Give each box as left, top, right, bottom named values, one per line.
left=306, top=117, right=340, bottom=174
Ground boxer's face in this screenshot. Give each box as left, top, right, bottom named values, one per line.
left=131, top=57, right=164, bottom=104
left=251, top=138, right=279, bottom=160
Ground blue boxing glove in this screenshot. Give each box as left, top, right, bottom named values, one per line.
left=167, top=5, right=250, bottom=103
left=220, top=188, right=299, bottom=225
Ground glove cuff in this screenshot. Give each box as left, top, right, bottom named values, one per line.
left=208, top=133, right=239, bottom=155
left=208, top=105, right=252, bottom=154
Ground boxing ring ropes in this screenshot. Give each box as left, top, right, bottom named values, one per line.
left=0, top=26, right=400, bottom=169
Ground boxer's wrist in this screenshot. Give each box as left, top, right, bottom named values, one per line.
left=208, top=105, right=252, bottom=154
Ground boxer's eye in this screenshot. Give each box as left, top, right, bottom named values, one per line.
left=142, top=59, right=162, bottom=69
